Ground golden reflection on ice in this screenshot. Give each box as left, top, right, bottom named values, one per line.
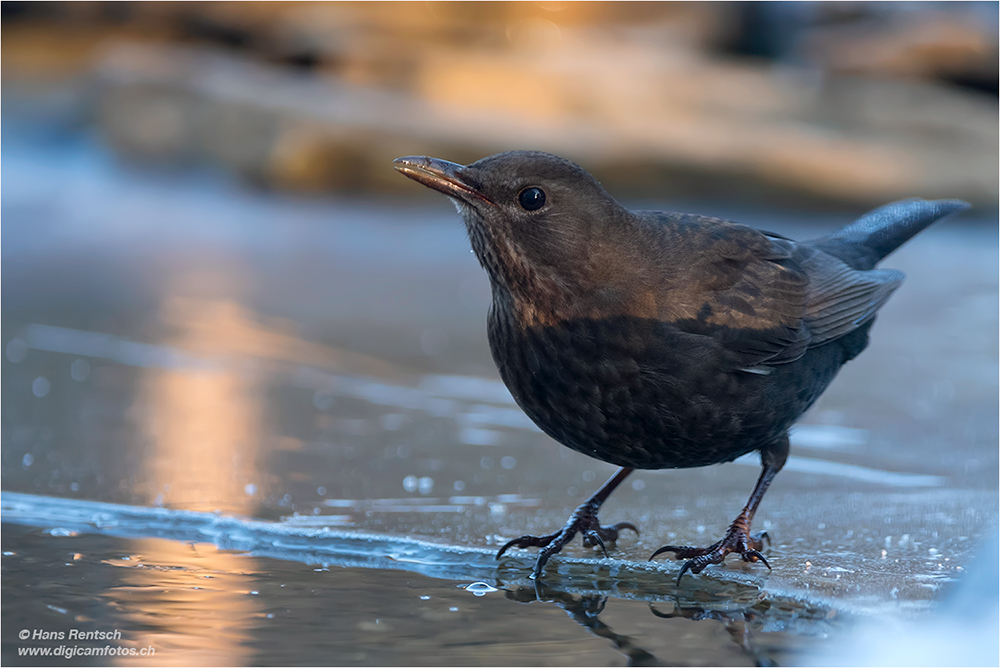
left=132, top=277, right=394, bottom=515
left=102, top=538, right=261, bottom=666
left=134, top=295, right=269, bottom=515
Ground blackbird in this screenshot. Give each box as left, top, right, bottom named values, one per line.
left=393, top=150, right=968, bottom=582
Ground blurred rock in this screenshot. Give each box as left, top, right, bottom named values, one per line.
left=85, top=35, right=996, bottom=206
left=798, top=7, right=998, bottom=92
left=3, top=2, right=997, bottom=206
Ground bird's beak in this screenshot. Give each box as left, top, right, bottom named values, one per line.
left=393, top=156, right=492, bottom=205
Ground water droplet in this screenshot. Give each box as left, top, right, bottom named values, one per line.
left=631, top=479, right=645, bottom=491
left=22, top=453, right=34, bottom=469
left=32, top=377, right=50, bottom=398
left=403, top=475, right=418, bottom=492
left=317, top=486, right=327, bottom=496
left=70, top=482, right=79, bottom=492
left=70, top=359, right=91, bottom=382
left=582, top=470, right=596, bottom=482
left=464, top=582, right=498, bottom=596
left=420, top=329, right=449, bottom=356
left=6, top=339, right=28, bottom=362
left=453, top=480, right=466, bottom=492
left=480, top=456, right=494, bottom=470
left=500, top=456, right=517, bottom=470
left=418, top=477, right=433, bottom=495
left=245, top=483, right=257, bottom=496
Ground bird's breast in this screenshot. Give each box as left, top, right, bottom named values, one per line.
left=485, top=311, right=795, bottom=469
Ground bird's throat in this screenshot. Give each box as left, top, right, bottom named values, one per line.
left=464, top=218, right=570, bottom=330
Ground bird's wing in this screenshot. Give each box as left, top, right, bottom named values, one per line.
left=697, top=234, right=811, bottom=366
left=648, top=217, right=811, bottom=367
left=644, top=214, right=903, bottom=368
left=705, top=236, right=904, bottom=364
left=790, top=243, right=904, bottom=347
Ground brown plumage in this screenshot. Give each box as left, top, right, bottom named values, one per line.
left=394, top=150, right=968, bottom=582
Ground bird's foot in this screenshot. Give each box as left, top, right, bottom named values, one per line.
left=495, top=501, right=638, bottom=579
left=649, top=514, right=770, bottom=584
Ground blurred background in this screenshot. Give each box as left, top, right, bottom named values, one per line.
left=3, top=1, right=997, bottom=204
left=2, top=2, right=998, bottom=666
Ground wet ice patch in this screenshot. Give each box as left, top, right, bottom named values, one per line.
left=790, top=425, right=868, bottom=450
left=733, top=453, right=946, bottom=487
left=458, top=427, right=500, bottom=446
left=281, top=514, right=351, bottom=527
left=20, top=323, right=203, bottom=370
left=419, top=375, right=514, bottom=404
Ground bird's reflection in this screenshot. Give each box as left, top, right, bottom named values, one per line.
left=648, top=598, right=773, bottom=667
left=505, top=582, right=658, bottom=667
left=498, top=576, right=833, bottom=667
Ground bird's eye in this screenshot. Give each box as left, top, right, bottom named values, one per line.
left=517, top=187, right=546, bottom=211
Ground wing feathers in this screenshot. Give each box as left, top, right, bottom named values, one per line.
left=643, top=214, right=906, bottom=369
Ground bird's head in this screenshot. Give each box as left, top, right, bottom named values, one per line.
left=393, top=151, right=629, bottom=297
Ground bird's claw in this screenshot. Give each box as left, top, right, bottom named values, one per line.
left=496, top=507, right=638, bottom=577
left=496, top=531, right=561, bottom=557
left=581, top=521, right=639, bottom=555
left=649, top=524, right=771, bottom=585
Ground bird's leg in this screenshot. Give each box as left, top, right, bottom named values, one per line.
left=496, top=467, right=639, bottom=578
left=650, top=436, right=789, bottom=584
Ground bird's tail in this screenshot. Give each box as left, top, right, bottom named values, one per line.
left=809, top=198, right=970, bottom=270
